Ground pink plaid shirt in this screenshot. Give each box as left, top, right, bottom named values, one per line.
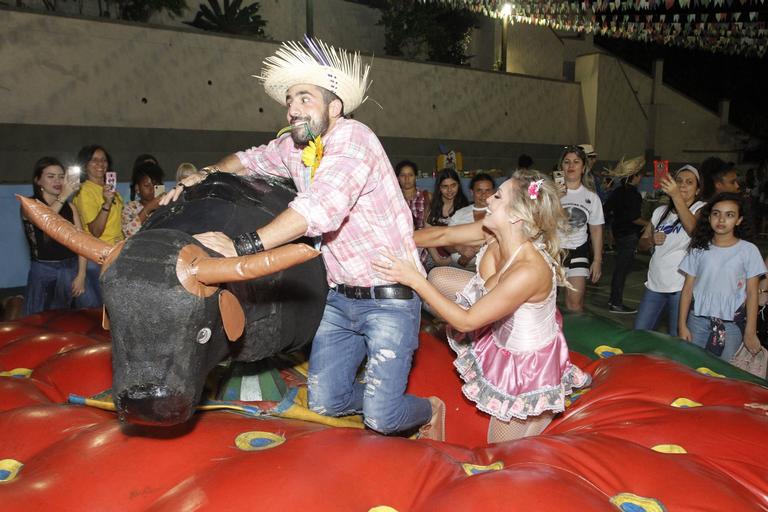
left=236, top=118, right=425, bottom=287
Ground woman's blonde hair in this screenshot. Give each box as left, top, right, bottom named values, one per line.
left=175, top=162, right=197, bottom=183
left=506, top=169, right=570, bottom=286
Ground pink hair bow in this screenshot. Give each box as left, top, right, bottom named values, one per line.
left=528, top=179, right=544, bottom=200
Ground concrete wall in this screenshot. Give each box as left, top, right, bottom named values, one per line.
left=575, top=54, right=600, bottom=148
left=607, top=57, right=741, bottom=165
left=505, top=23, right=564, bottom=80
left=15, top=0, right=388, bottom=55
left=574, top=52, right=740, bottom=167
left=595, top=56, right=648, bottom=160
left=0, top=8, right=580, bottom=183
left=654, top=87, right=741, bottom=164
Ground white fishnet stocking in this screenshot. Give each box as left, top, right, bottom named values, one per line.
left=487, top=412, right=554, bottom=443
left=427, top=266, right=474, bottom=300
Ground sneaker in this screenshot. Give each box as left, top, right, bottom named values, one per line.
left=417, top=396, right=446, bottom=441
left=609, top=304, right=637, bottom=314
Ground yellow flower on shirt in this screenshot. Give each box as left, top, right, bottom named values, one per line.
left=301, top=136, right=324, bottom=182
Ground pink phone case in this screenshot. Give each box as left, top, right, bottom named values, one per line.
left=105, top=171, right=117, bottom=189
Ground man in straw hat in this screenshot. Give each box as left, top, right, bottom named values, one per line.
left=602, top=156, right=651, bottom=314
left=163, top=37, right=445, bottom=440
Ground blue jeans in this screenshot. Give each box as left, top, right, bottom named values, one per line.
left=687, top=312, right=742, bottom=361
left=80, top=260, right=103, bottom=308
left=24, top=259, right=78, bottom=315
left=307, top=289, right=431, bottom=434
left=634, top=288, right=681, bottom=337
left=24, top=259, right=102, bottom=315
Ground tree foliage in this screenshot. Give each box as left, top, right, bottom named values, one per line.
left=352, top=0, right=478, bottom=66
left=186, top=0, right=267, bottom=37
left=114, top=0, right=186, bottom=21
left=12, top=0, right=186, bottom=20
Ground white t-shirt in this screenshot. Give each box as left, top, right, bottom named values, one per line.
left=559, top=185, right=604, bottom=249
left=448, top=204, right=482, bottom=267
left=645, top=201, right=705, bottom=293
left=448, top=204, right=477, bottom=227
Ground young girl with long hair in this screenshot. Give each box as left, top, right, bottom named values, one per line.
left=424, top=168, right=470, bottom=268
left=427, top=168, right=469, bottom=227
left=678, top=192, right=766, bottom=360
left=374, top=170, right=591, bottom=442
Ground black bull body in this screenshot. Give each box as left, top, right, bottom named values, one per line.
left=19, top=174, right=327, bottom=426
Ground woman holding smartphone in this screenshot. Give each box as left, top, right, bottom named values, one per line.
left=557, top=145, right=605, bottom=312
left=122, top=161, right=165, bottom=237
left=634, top=165, right=704, bottom=336
left=21, top=157, right=90, bottom=314
left=72, top=144, right=124, bottom=307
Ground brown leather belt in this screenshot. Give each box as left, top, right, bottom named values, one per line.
left=335, top=284, right=414, bottom=300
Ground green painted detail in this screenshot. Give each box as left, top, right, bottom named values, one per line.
left=562, top=312, right=767, bottom=385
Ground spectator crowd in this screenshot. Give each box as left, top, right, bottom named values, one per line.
left=393, top=149, right=768, bottom=372
left=12, top=142, right=768, bottom=374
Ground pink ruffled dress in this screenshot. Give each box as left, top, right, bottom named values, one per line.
left=447, top=243, right=591, bottom=422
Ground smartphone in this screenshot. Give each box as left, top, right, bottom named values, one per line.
left=105, top=171, right=117, bottom=191
left=553, top=170, right=565, bottom=187
left=65, top=165, right=81, bottom=191
left=653, top=160, right=669, bottom=190
left=153, top=184, right=166, bottom=197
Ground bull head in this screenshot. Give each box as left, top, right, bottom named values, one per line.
left=18, top=195, right=320, bottom=426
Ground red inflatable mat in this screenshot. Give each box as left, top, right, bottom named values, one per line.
left=1, top=310, right=767, bottom=511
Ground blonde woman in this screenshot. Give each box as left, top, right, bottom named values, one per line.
left=374, top=170, right=591, bottom=443
left=175, top=162, right=197, bottom=183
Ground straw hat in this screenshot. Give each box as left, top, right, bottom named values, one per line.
left=257, top=36, right=371, bottom=114
left=603, top=156, right=645, bottom=177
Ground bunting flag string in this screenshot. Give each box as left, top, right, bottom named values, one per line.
left=426, top=0, right=768, bottom=56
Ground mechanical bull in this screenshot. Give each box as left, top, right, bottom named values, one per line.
left=18, top=173, right=328, bottom=426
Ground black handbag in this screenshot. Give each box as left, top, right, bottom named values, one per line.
left=757, top=304, right=768, bottom=349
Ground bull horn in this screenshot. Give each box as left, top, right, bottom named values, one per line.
left=194, top=243, right=320, bottom=284
left=17, top=195, right=114, bottom=264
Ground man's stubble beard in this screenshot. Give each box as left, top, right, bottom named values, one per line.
left=290, top=108, right=330, bottom=145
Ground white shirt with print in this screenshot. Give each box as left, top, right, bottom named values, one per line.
left=646, top=200, right=705, bottom=293
left=559, top=185, right=604, bottom=249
